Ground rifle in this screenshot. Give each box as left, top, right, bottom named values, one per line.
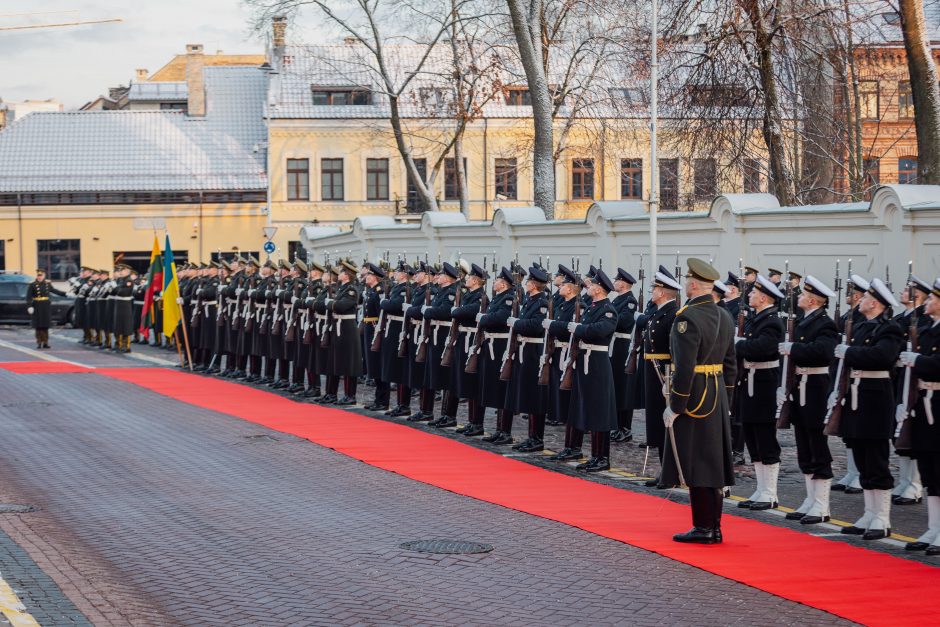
left=776, top=259, right=796, bottom=429
left=320, top=279, right=334, bottom=348
left=440, top=276, right=465, bottom=367
left=674, top=251, right=681, bottom=305
left=625, top=253, right=645, bottom=375
left=559, top=262, right=582, bottom=391
left=370, top=271, right=390, bottom=352
left=464, top=256, right=494, bottom=374
left=243, top=276, right=256, bottom=333
left=397, top=278, right=413, bottom=358
left=895, top=261, right=918, bottom=449
left=825, top=259, right=853, bottom=436
left=415, top=270, right=434, bottom=363
left=272, top=277, right=287, bottom=336
left=736, top=258, right=747, bottom=339
left=231, top=274, right=244, bottom=331
left=285, top=277, right=299, bottom=341
left=499, top=264, right=525, bottom=381
left=302, top=279, right=320, bottom=344
left=538, top=257, right=554, bottom=386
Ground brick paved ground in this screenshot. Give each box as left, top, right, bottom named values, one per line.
left=0, top=328, right=862, bottom=625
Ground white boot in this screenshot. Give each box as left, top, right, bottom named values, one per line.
left=787, top=474, right=814, bottom=519
left=802, top=478, right=831, bottom=524
left=908, top=495, right=940, bottom=550
left=863, top=489, right=892, bottom=540
left=844, top=489, right=874, bottom=535
left=895, top=458, right=923, bottom=504
left=751, top=462, right=779, bottom=510
left=892, top=456, right=911, bottom=497
left=740, top=461, right=763, bottom=507
left=844, top=450, right=862, bottom=492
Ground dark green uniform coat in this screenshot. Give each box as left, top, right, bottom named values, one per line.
left=26, top=280, right=65, bottom=328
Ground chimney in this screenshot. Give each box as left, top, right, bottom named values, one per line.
left=185, top=44, right=205, bottom=117
left=272, top=16, right=287, bottom=48
left=135, top=68, right=149, bottom=81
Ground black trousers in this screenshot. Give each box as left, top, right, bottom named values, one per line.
left=917, top=453, right=940, bottom=497
left=467, top=398, right=484, bottom=426
left=845, top=438, right=893, bottom=490
left=440, top=390, right=458, bottom=417
left=689, top=487, right=723, bottom=530
left=528, top=413, right=546, bottom=440
left=793, top=422, right=833, bottom=478
left=343, top=376, right=358, bottom=399
left=565, top=424, right=584, bottom=450
left=743, top=422, right=781, bottom=465
left=591, top=431, right=610, bottom=459
left=396, top=385, right=412, bottom=410
left=373, top=379, right=390, bottom=406
left=618, top=409, right=633, bottom=431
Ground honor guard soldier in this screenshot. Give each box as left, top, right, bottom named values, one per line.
left=313, top=264, right=338, bottom=403
left=245, top=259, right=275, bottom=382
left=132, top=272, right=147, bottom=344
left=566, top=269, right=618, bottom=471
left=664, top=258, right=737, bottom=544
left=283, top=259, right=308, bottom=394
left=194, top=262, right=220, bottom=371
left=405, top=262, right=436, bottom=421
left=219, top=257, right=245, bottom=377
left=25, top=269, right=66, bottom=348
left=735, top=274, right=785, bottom=510
left=207, top=261, right=229, bottom=374
left=834, top=278, right=903, bottom=540
left=362, top=262, right=390, bottom=411
left=642, top=266, right=681, bottom=482
left=833, top=275, right=870, bottom=493
left=610, top=268, right=639, bottom=442
left=380, top=261, right=413, bottom=417
left=423, top=262, right=461, bottom=427
left=327, top=259, right=363, bottom=405
left=786, top=271, right=804, bottom=322
left=777, top=276, right=839, bottom=524
left=234, top=257, right=260, bottom=378
left=98, top=269, right=115, bottom=350
left=264, top=260, right=290, bottom=387
left=478, top=267, right=516, bottom=442
left=899, top=278, right=940, bottom=553
left=111, top=264, right=135, bottom=353
left=545, top=265, right=580, bottom=458
left=723, top=272, right=742, bottom=321
left=768, top=267, right=783, bottom=288
left=502, top=265, right=550, bottom=450
left=298, top=261, right=324, bottom=398
left=892, top=275, right=932, bottom=506
left=712, top=280, right=729, bottom=308
left=451, top=263, right=487, bottom=436
left=71, top=267, right=93, bottom=343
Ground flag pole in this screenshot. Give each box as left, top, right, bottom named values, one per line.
left=176, top=302, right=194, bottom=371
left=173, top=328, right=186, bottom=368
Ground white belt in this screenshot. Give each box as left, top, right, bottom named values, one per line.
left=282, top=303, right=292, bottom=309
left=484, top=331, right=510, bottom=360
left=795, top=366, right=829, bottom=406
left=133, top=300, right=145, bottom=305
left=459, top=325, right=477, bottom=353
left=517, top=336, right=543, bottom=364
left=112, top=296, right=133, bottom=301
left=849, top=370, right=890, bottom=411
left=431, top=320, right=452, bottom=345
left=743, top=360, right=780, bottom=397
left=555, top=341, right=570, bottom=370
left=579, top=342, right=609, bottom=374
left=387, top=315, right=404, bottom=322
left=609, top=332, right=631, bottom=356
left=918, top=381, right=939, bottom=425
left=333, top=313, right=357, bottom=337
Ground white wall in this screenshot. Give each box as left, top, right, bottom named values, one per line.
left=300, top=185, right=940, bottom=289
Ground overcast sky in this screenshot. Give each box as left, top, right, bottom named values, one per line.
left=0, top=0, right=285, bottom=108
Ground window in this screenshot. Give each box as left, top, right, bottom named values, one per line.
left=859, top=81, right=879, bottom=119
left=0, top=283, right=26, bottom=299
left=620, top=159, right=642, bottom=199
left=444, top=158, right=468, bottom=200
left=406, top=158, right=428, bottom=213
left=37, top=239, right=80, bottom=281
left=693, top=158, right=717, bottom=200
left=898, top=81, right=914, bottom=119
left=571, top=159, right=594, bottom=200
left=286, top=158, right=309, bottom=201
left=311, top=89, right=372, bottom=105
left=366, top=158, right=389, bottom=200
left=659, top=158, right=679, bottom=211
left=160, top=102, right=187, bottom=111
left=742, top=159, right=762, bottom=193
left=321, top=158, right=344, bottom=201
left=494, top=158, right=517, bottom=200
left=898, top=157, right=917, bottom=184
left=863, top=158, right=880, bottom=189
left=505, top=87, right=532, bottom=106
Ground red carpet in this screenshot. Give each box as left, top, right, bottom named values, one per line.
left=8, top=362, right=938, bottom=625
left=0, top=361, right=93, bottom=374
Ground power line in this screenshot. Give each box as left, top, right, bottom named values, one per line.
left=0, top=18, right=122, bottom=32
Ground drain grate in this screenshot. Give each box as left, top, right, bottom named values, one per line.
left=400, top=539, right=493, bottom=555
left=0, top=503, right=38, bottom=514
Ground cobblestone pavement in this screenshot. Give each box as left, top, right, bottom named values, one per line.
left=0, top=326, right=862, bottom=625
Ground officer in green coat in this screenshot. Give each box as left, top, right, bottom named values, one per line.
left=26, top=269, right=66, bottom=349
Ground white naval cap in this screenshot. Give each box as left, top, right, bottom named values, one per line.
left=654, top=266, right=681, bottom=291
left=868, top=278, right=900, bottom=309
left=803, top=275, right=836, bottom=300
left=713, top=280, right=729, bottom=295
left=849, top=274, right=870, bottom=293
left=753, top=274, right=785, bottom=300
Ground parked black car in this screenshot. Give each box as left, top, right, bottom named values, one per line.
left=0, top=273, right=75, bottom=326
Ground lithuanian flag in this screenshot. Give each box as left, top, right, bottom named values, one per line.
left=139, top=236, right=163, bottom=333
left=162, top=235, right=181, bottom=338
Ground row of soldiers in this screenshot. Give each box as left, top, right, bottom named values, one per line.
left=69, top=264, right=157, bottom=352
left=63, top=253, right=940, bottom=547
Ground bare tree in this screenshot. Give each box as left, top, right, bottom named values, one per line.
left=897, top=0, right=940, bottom=184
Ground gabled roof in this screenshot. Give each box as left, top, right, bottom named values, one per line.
left=0, top=67, right=269, bottom=193
left=148, top=53, right=266, bottom=81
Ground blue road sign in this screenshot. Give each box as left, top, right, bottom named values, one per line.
left=263, top=240, right=276, bottom=254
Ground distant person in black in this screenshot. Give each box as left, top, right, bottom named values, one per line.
left=26, top=269, right=65, bottom=349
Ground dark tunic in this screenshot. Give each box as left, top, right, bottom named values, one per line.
left=297, top=279, right=320, bottom=369
left=450, top=286, right=484, bottom=399
left=568, top=298, right=618, bottom=432
left=313, top=283, right=334, bottom=376
left=199, top=277, right=220, bottom=352
left=251, top=276, right=274, bottom=357
left=787, top=308, right=839, bottom=430
left=111, top=276, right=135, bottom=336
left=734, top=307, right=784, bottom=424
left=404, top=283, right=431, bottom=389
left=379, top=281, right=410, bottom=385
left=610, top=290, right=639, bottom=410
left=329, top=281, right=363, bottom=377
left=546, top=296, right=576, bottom=423
left=26, top=280, right=65, bottom=328
left=361, top=281, right=384, bottom=380
left=663, top=295, right=738, bottom=488
left=476, top=288, right=514, bottom=409
left=422, top=282, right=458, bottom=391
left=911, top=320, right=940, bottom=452
left=838, top=315, right=903, bottom=440
left=506, top=291, right=549, bottom=415
left=644, top=299, right=678, bottom=449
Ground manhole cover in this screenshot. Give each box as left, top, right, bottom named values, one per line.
left=0, top=504, right=38, bottom=514
left=400, top=540, right=493, bottom=555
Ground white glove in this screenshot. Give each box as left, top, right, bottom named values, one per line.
left=900, top=351, right=919, bottom=367
left=896, top=405, right=908, bottom=423
left=567, top=322, right=579, bottom=333
left=27, top=306, right=34, bottom=315
left=662, top=381, right=669, bottom=398
left=541, top=319, right=551, bottom=330
left=291, top=296, right=299, bottom=304
left=402, top=301, right=410, bottom=308
left=506, top=316, right=519, bottom=327
left=176, top=297, right=184, bottom=304
left=451, top=307, right=459, bottom=314
left=663, top=407, right=678, bottom=429
left=778, top=342, right=792, bottom=356
left=324, top=298, right=334, bottom=306
left=776, top=387, right=787, bottom=406
left=421, top=305, right=431, bottom=314
left=827, top=391, right=838, bottom=411
left=734, top=335, right=745, bottom=344
left=236, top=288, right=244, bottom=296
left=834, top=344, right=849, bottom=359
left=475, top=312, right=484, bottom=323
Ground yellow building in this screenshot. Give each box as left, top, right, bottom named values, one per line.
left=0, top=45, right=269, bottom=277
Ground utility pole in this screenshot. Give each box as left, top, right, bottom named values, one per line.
left=649, top=0, right=659, bottom=274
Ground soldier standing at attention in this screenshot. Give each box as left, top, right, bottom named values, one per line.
left=380, top=261, right=413, bottom=417
left=111, top=264, right=135, bottom=354
left=26, top=268, right=66, bottom=349
left=478, top=267, right=516, bottom=442
left=663, top=258, right=737, bottom=544
left=610, top=268, right=639, bottom=443
left=451, top=263, right=487, bottom=435
left=327, top=260, right=363, bottom=406
left=545, top=266, right=580, bottom=459
left=362, top=262, right=390, bottom=411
